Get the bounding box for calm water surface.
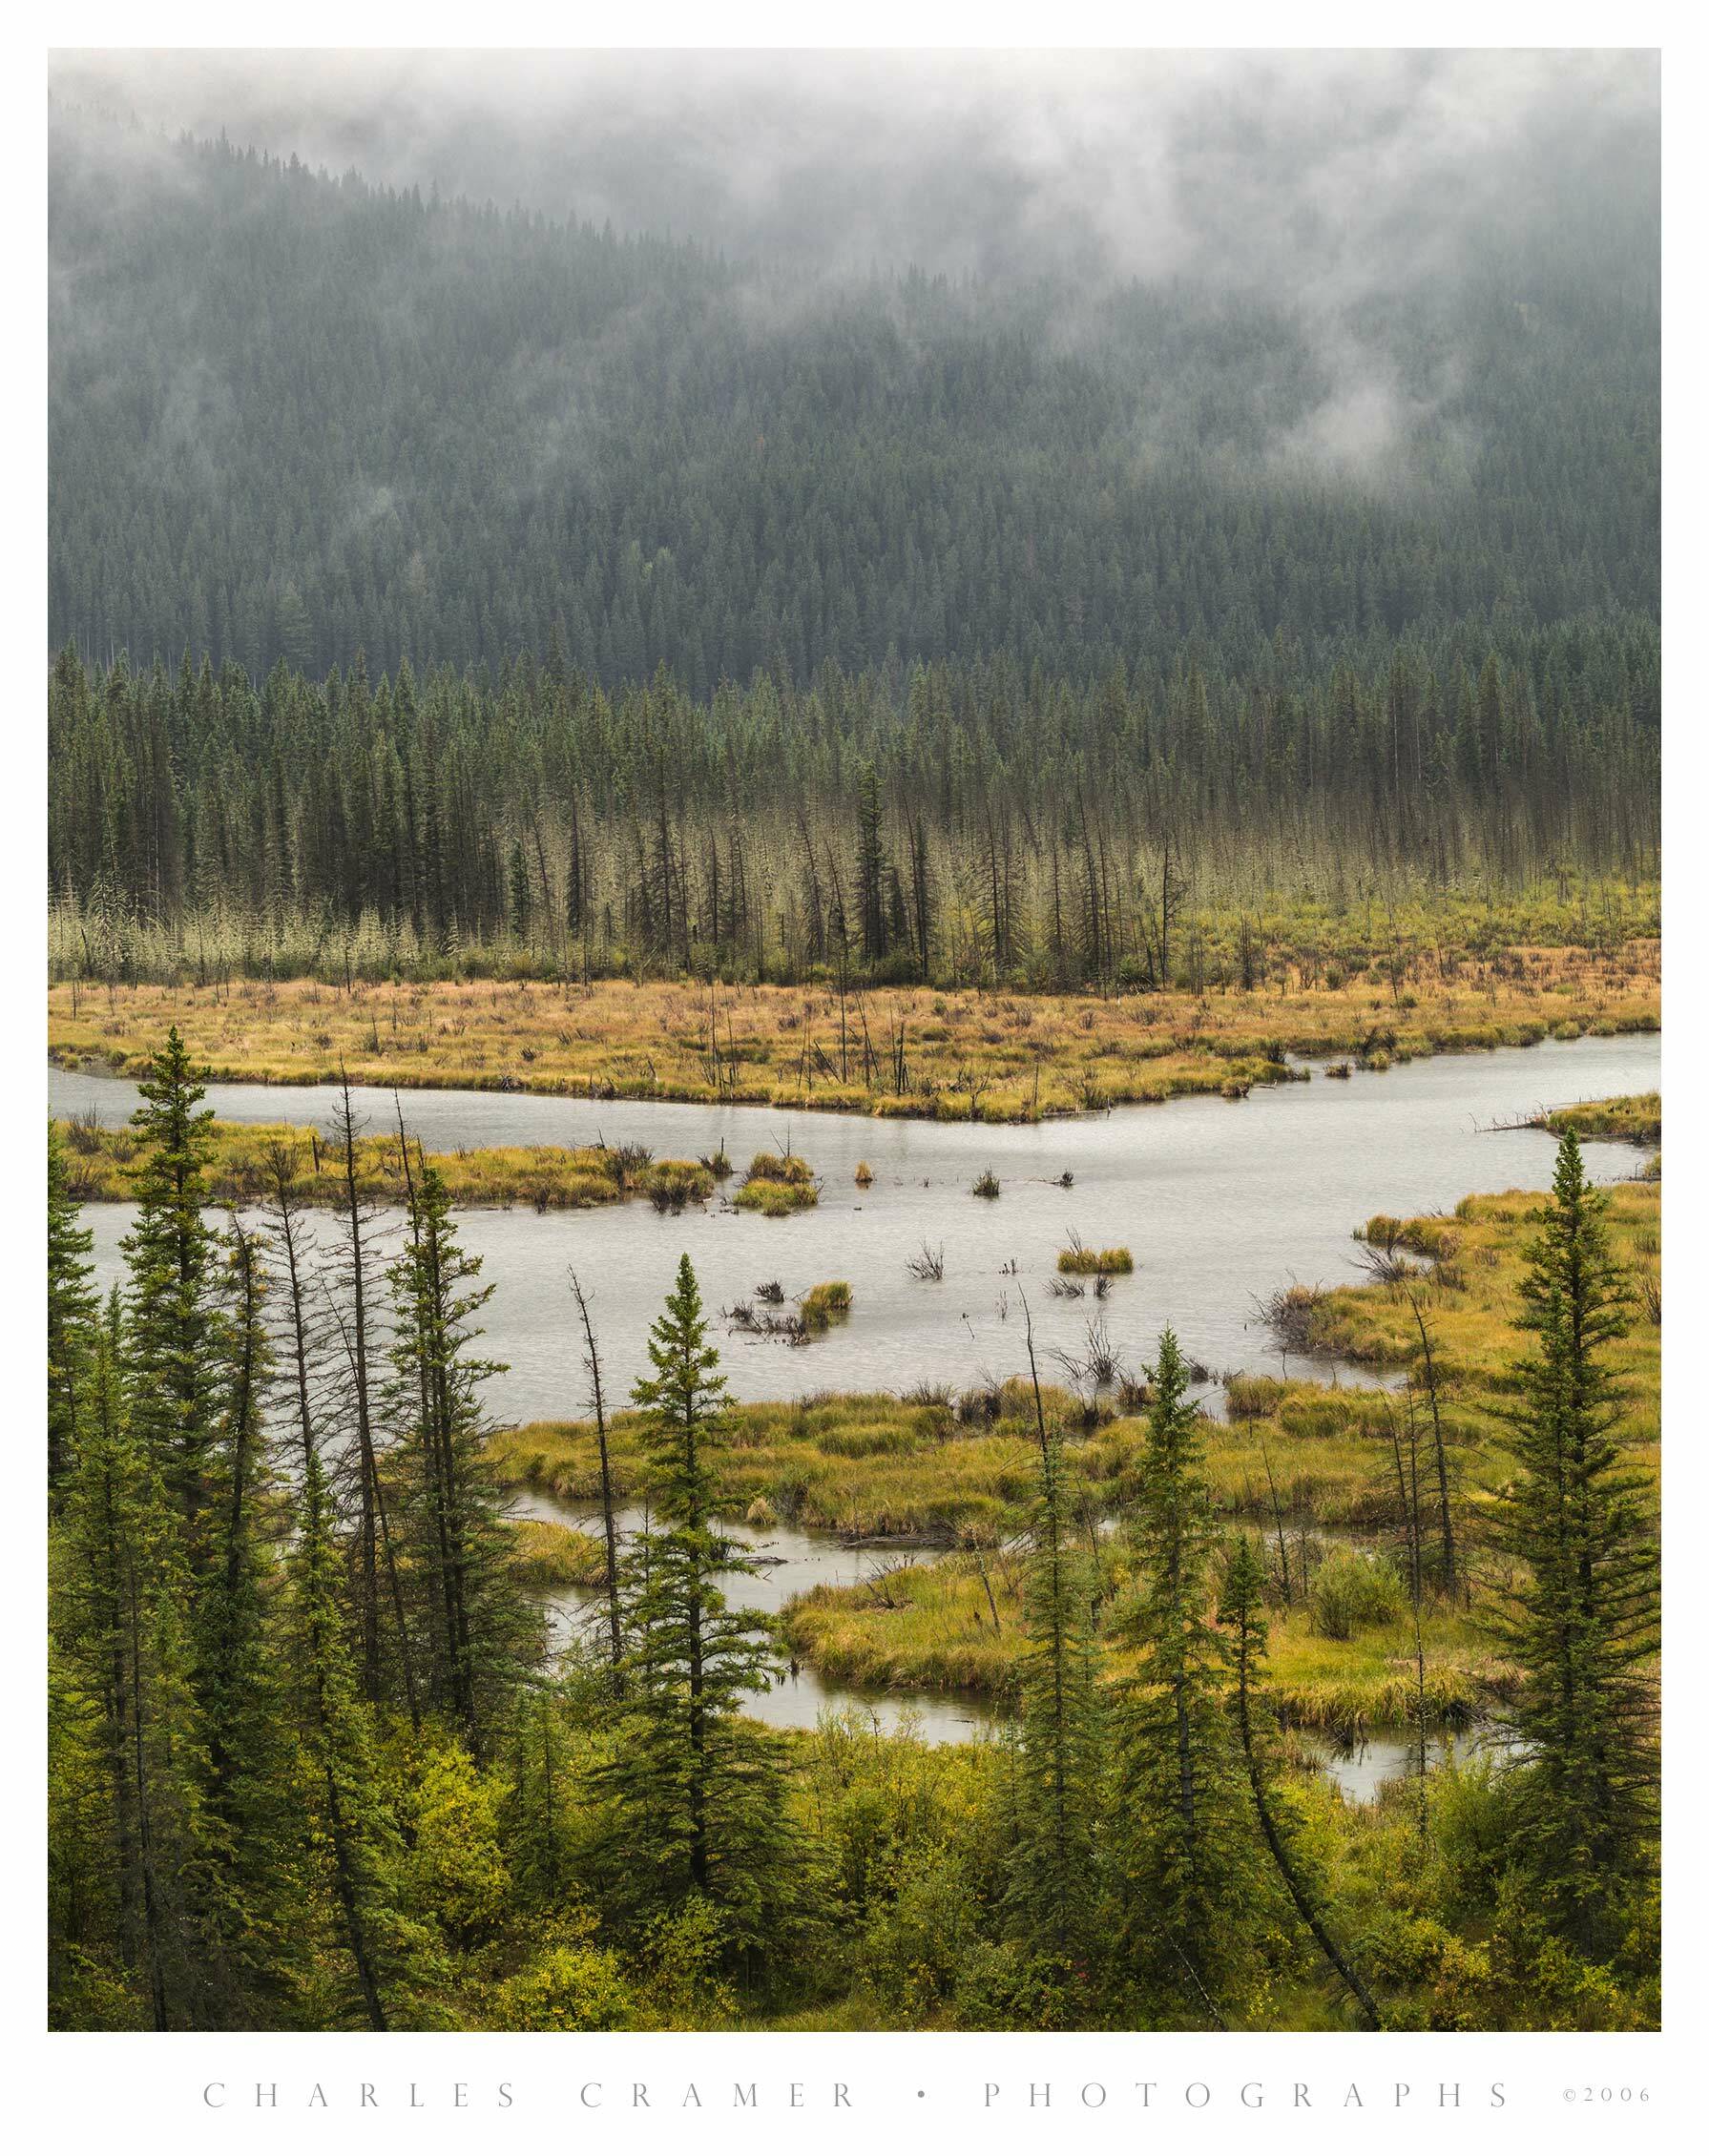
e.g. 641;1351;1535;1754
54;1032;1657;1420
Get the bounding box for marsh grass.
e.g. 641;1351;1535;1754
782;1547;1506;1729
48;919;1659;1124
734;1149;820;1214
644;1158;716;1212
800;1280;854;1331
1057;1233;1134;1275
506;1518;611;1590
50;1116;641;1213
1539;1090;1660;1147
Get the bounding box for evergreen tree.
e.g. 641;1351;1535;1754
119;1027;218;1561
54;1294;219;2026
282;1446;414;2029
1112;1327;1273;2021
599;1255;798;1954
1003;1404;1103;1963
386;1152;531;1758
1491;1130;1659;1952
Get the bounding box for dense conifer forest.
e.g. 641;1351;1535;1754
50;114;1657;692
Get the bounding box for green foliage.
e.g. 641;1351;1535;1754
497;1932;636;2031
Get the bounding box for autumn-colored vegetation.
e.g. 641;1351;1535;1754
49;921;1658;1124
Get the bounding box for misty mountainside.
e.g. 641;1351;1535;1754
51;105;1657;695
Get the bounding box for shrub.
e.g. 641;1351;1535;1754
1309;1550;1406;1640
498;1940;636;2031
1256;1280;1323;1354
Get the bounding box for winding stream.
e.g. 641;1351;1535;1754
52;1031;1657;1797
52;1031;1657;1420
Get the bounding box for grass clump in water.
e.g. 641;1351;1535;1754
735;1150;819;1214
643;1158;716;1213
971;1167;1001;1198
1540;1091;1660;1147
1057;1233;1134;1275
800;1280;853;1331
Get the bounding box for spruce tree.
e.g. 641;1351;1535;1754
1491;1130;1658;1952
120;1027;219;1561
599;1255;798;1954
386;1152;531;1757
1003;1382;1103;1964
283;1445;414;2029
55;1294;218;2026
1112;1327;1273;2021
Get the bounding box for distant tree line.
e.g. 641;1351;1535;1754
50;625;1658;989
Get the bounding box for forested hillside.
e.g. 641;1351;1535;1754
52;111;1657;693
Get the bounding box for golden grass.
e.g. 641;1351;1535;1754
1305;1181;1660;1463
1057;1238;1135;1275
48;928;1659;1125
799;1280;853;1330
488;1390;1059;1542
1542;1091;1660;1146
50;1115;655;1212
